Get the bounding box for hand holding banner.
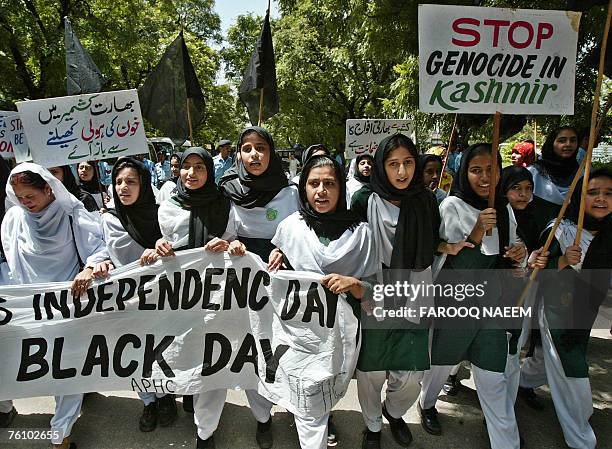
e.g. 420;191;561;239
0;249;359;419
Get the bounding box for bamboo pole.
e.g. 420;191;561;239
575;0;612;244
186;97;194;145
533;119;537;160
487;111;501;236
258;87;265;126
516;156;587;307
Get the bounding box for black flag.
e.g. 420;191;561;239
138;31;205;145
239;9;279;126
65;17;104;95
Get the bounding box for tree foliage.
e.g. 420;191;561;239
220;0;611;152
0;0;236;147
2;0;611;153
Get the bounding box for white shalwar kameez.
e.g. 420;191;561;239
356;192;436;435
102;212;167;406
419;196;525;449
2;163;108;444
272;212;378;449
157;197;239;441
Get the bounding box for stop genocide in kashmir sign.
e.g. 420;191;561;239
418;5;581;115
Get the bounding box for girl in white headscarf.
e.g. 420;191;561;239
1;162;108;449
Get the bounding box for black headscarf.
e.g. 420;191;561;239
354;154;374;183
173;148;231;249
301;144;331;166
0;157;10;257
58;166;98;212
533;127;579;187
0;157;11;219
369;133;440;270
566;168;612;238
450;143;510;253
298;155;362;241
108;157;162;249
219;126;289;209
417;154;443;188
501;165;539;252
564;169;611;331
78;160;103;194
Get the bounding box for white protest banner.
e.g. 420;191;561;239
0;250;358;418
0;111;30;161
418;5;581;115
345;119;413;159
16;89;148;167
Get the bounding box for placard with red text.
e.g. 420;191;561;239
418;5;581;115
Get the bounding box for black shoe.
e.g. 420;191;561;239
256;417;273;449
518;387;544;411
196;435;216;449
418;403;442;436
0;407;17;428
382;402;412;447
362;430;381;449
183;395;194;413
442;374;460;396
157;395;178;427
327;415;338;447
139;402;157;432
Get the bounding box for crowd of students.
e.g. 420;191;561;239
0;125;609;449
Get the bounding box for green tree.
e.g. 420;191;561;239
0;0;243;147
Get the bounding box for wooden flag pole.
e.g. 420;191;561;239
258;87;265;126
436;113;458;190
596;93;612;138
186;97;194;144
517;156;587;307
575;0;612;244
487;111;501;236
533;119;538;160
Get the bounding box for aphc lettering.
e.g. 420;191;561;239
130;378;175;394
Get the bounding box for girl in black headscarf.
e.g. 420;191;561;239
528;126;580;207
155;147;245;449
49;165;99;212
531;168;611;449
423;143;527;449
501;165;541;254
98;157;176;432
346;153;373;205
77;160;106;208
219;126;299;260
291;144;331;184
418;154;447;204
350;134;467;449
156;147;238;253
270;154;378;449
218;128;299;446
